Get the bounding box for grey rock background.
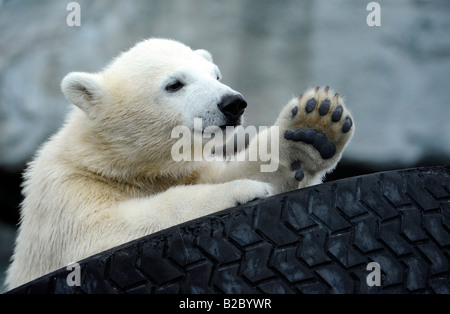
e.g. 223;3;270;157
1;0;449;292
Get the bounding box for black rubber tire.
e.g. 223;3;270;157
6;166;450;294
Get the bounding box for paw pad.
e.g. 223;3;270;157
285;129;336;159
294;170;304;182
290;160;303;171
305;98;316;113
342;117;353;133
319;99;330;116
331;106;343;122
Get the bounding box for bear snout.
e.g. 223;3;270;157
217;94;247;125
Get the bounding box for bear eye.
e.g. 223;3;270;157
165;80;184;92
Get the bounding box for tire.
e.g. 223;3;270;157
6;166;450;294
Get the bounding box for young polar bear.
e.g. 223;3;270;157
5;38;354;290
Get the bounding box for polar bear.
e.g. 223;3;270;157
5;38;353;290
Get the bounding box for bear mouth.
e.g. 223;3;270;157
193;117;242;134
219;117;242;130
200;123;241;136
219;122;241;130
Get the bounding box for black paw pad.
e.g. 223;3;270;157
290;160;302;171
319;141;337;160
287;129;336;159
331;105;343;122
291;106;298;117
295;170;304;182
319;99;330;116
284;130;294;140
292;129;316;144
342;116;353;133
305;98;316;113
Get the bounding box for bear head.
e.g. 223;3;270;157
60;38;247;177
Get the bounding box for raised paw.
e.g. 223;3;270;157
275;86;354;176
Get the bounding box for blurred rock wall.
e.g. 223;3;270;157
0;0;449;169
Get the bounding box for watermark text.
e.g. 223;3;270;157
171;118;279;173
66;2;81;27
367;2;381;27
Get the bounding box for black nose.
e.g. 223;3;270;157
218;94;247;122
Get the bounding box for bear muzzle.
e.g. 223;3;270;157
217;94;247;127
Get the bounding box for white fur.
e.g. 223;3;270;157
5;38;353;290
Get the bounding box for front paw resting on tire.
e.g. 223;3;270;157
275;86;354;186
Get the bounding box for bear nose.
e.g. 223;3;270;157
218;94;247;122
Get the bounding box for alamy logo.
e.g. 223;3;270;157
366;2;381;27
171;118;280;173
66;262;81;286
366;262;381;286
66;2;81;27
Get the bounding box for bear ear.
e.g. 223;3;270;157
61;72;106;113
195;49;213;63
